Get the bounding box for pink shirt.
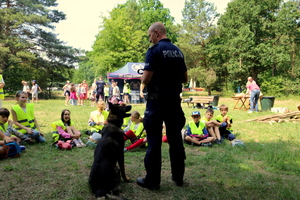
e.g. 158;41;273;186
247;83;260;91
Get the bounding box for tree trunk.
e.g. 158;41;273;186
207;87;212;96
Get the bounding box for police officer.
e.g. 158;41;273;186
137;22;188;190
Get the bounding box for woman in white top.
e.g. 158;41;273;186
22;81;30;102
112;82;120;98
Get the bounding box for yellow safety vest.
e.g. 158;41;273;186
129;121;145;138
51;120;74;142
90;110;109;132
122;117;130;130
12;104;35;134
0;122;8;134
0;75;4;100
188;121;205;136
215;114;233;131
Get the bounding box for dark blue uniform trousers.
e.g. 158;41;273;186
143;96;186;186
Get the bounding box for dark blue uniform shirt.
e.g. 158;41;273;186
144;38;187;96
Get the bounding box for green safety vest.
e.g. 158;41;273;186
0;122;8;132
122;117;130;130
188;121;205;136
12;104;35;134
51;120;74;142
90;110;109;132
129;121;145;138
215;114;233;131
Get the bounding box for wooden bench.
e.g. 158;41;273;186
185;96;214;108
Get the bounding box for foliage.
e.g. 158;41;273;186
72;56;96;85
87;0;176;77
217;0;300;82
259;73;300;97
0;0;81;95
176;0;219;95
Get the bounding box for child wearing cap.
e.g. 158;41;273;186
184;111;214;147
202;109;222;144
214;104;236;141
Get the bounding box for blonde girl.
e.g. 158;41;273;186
123;111;146;152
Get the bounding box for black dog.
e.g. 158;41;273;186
89;102;131;198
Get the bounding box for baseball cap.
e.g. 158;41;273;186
32;80;36;83
191;111;200;116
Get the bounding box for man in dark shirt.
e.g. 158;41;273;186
137;22;188;190
96;76;106;102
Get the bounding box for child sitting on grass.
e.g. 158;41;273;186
201;109;222;144
123;111;146;152
11;91;45;143
184;111;214;147
51;109;85;147
0;131;17;156
215;104;236;141
0;108;29;144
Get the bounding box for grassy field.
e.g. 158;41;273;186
0;95;299;200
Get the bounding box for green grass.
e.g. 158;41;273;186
0;97;299;200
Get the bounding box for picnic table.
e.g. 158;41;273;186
232;96;250;110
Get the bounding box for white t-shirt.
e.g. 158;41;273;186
23;85;30;92
32;84;39;93
113;86;120;96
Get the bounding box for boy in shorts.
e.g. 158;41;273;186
184;111;214;147
202;109;222;144
215;104;236;141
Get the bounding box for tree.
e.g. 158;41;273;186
0;0;81;94
217;0;300;82
88;0;176;77
176;0;219;95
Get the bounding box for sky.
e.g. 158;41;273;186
54;0;231;51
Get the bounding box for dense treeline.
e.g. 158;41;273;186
1;0;299;97
0;0;81;97
78;0;300;97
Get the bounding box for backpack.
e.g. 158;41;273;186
57;140;74;150
1;141;21;158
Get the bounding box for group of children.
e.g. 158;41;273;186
185;104;235;147
0;91;237;158
62;81;89;106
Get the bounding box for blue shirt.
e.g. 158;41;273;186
96;80;105;92
144;38;187;96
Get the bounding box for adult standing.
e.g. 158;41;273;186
246;77;256;88
112;82;120;99
31;80;42;103
22;81;31;103
95;76;106;103
123;80;130;104
62;80;71;106
0;74;5;108
245;79;260;113
136;22;188;190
